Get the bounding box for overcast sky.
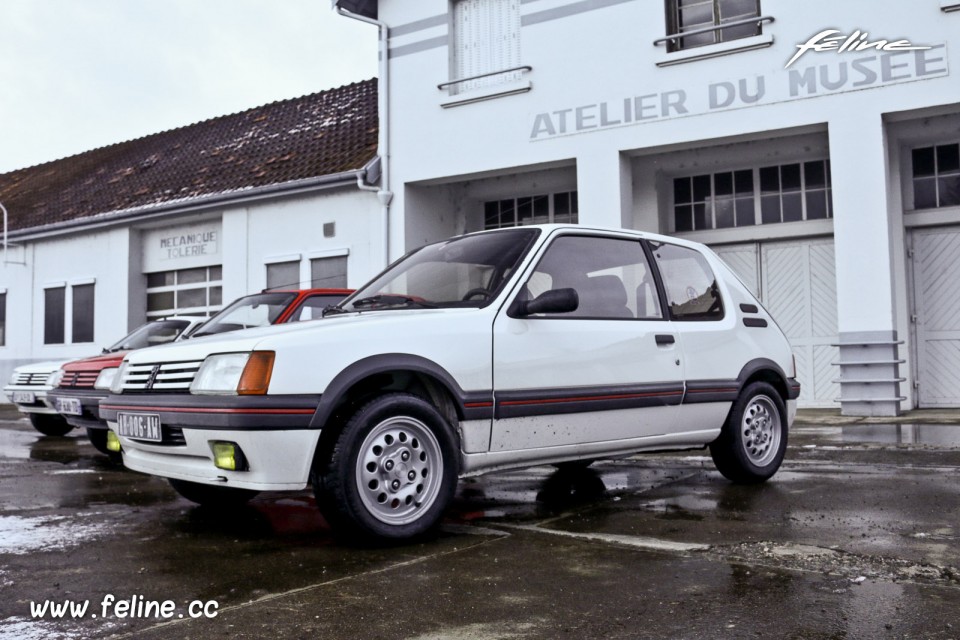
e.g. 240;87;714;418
0;0;378;173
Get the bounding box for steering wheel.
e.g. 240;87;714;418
462;288;492;301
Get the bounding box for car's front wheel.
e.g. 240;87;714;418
313;393;459;542
29;413;73;437
168;479;259;507
709;381;787;484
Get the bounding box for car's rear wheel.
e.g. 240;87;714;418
312;393;459;542
168;479;259;507
28;413;73;437
709;381;787;484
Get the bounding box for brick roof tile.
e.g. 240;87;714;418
0;79;378;234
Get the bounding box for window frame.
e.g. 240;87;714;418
663;0;762;53
71;283;96;344
646;239;725;322
671;160;833;233
512;233;667;322
484;191;579;230
43;285;66;345
911;142;960;210
145;266;223;319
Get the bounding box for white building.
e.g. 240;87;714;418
0;80;383;385
336;0;960;415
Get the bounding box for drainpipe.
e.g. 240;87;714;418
335;4;393;269
1;201;7;264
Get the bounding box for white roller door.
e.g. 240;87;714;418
714;238;839;407
911;227;960;407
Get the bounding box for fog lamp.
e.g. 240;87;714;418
106;430;122;453
210;441;248;471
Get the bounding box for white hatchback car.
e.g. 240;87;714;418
102;225;799;540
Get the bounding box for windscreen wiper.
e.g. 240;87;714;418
349;295;438;310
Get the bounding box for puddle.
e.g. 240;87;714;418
836;424;960;446
0;514;110;555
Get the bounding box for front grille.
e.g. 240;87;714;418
60;371;100;389
15;372;52;387
129;426;186;446
120;360;203;393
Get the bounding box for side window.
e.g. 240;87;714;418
649;242;723;320
521;235;663;320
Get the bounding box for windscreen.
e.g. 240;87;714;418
340;228;539;312
190;292;297;337
105;319;192;352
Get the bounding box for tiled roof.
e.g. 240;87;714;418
0;79;378;234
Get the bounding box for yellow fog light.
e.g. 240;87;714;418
210;441;248;471
106;430;122;453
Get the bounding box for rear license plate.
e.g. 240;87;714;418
55;397;83;416
12;391;35;404
117;412;162;442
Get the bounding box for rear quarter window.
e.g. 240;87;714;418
649;242;724;321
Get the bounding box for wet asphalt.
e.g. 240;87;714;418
0;405;958;640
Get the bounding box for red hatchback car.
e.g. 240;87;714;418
48;288;352;457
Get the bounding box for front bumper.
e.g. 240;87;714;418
100;393;323;491
48;388;108;430
3;385;57;415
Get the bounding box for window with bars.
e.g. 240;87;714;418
484;191;578;230
452;0;521;94
665;0;761;52
912;143;960;209
673;160;832;232
146;266;223;319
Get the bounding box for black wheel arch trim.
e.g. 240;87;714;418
308;354;493;429
736;358;801;400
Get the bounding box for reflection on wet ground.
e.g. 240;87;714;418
798;423;960;446
1;410;959;639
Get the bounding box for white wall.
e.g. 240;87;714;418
0;187;380;386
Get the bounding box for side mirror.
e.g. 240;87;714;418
511;288;579;317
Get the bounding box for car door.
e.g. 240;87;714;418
490;232;684;453
646;240;742;428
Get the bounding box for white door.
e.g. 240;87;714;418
912;227;960;407
714;239;839;407
491;234;683;452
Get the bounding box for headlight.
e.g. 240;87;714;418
190;352;275;396
9;371;19;385
46;370;65;388
94;367;119;390
110;362;128;394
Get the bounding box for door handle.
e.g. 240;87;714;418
655;334;675;346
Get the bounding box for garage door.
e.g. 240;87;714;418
911;227;960;407
714;239;839;408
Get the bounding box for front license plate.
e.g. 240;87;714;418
12;391;35;404
117;412;162;442
55;397;83;416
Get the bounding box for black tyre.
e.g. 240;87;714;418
312;393;460;541
85;428;122;462
709;381;787;484
168;479;259;507
29;413;73;437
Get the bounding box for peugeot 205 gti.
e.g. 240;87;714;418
101;225;800;541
